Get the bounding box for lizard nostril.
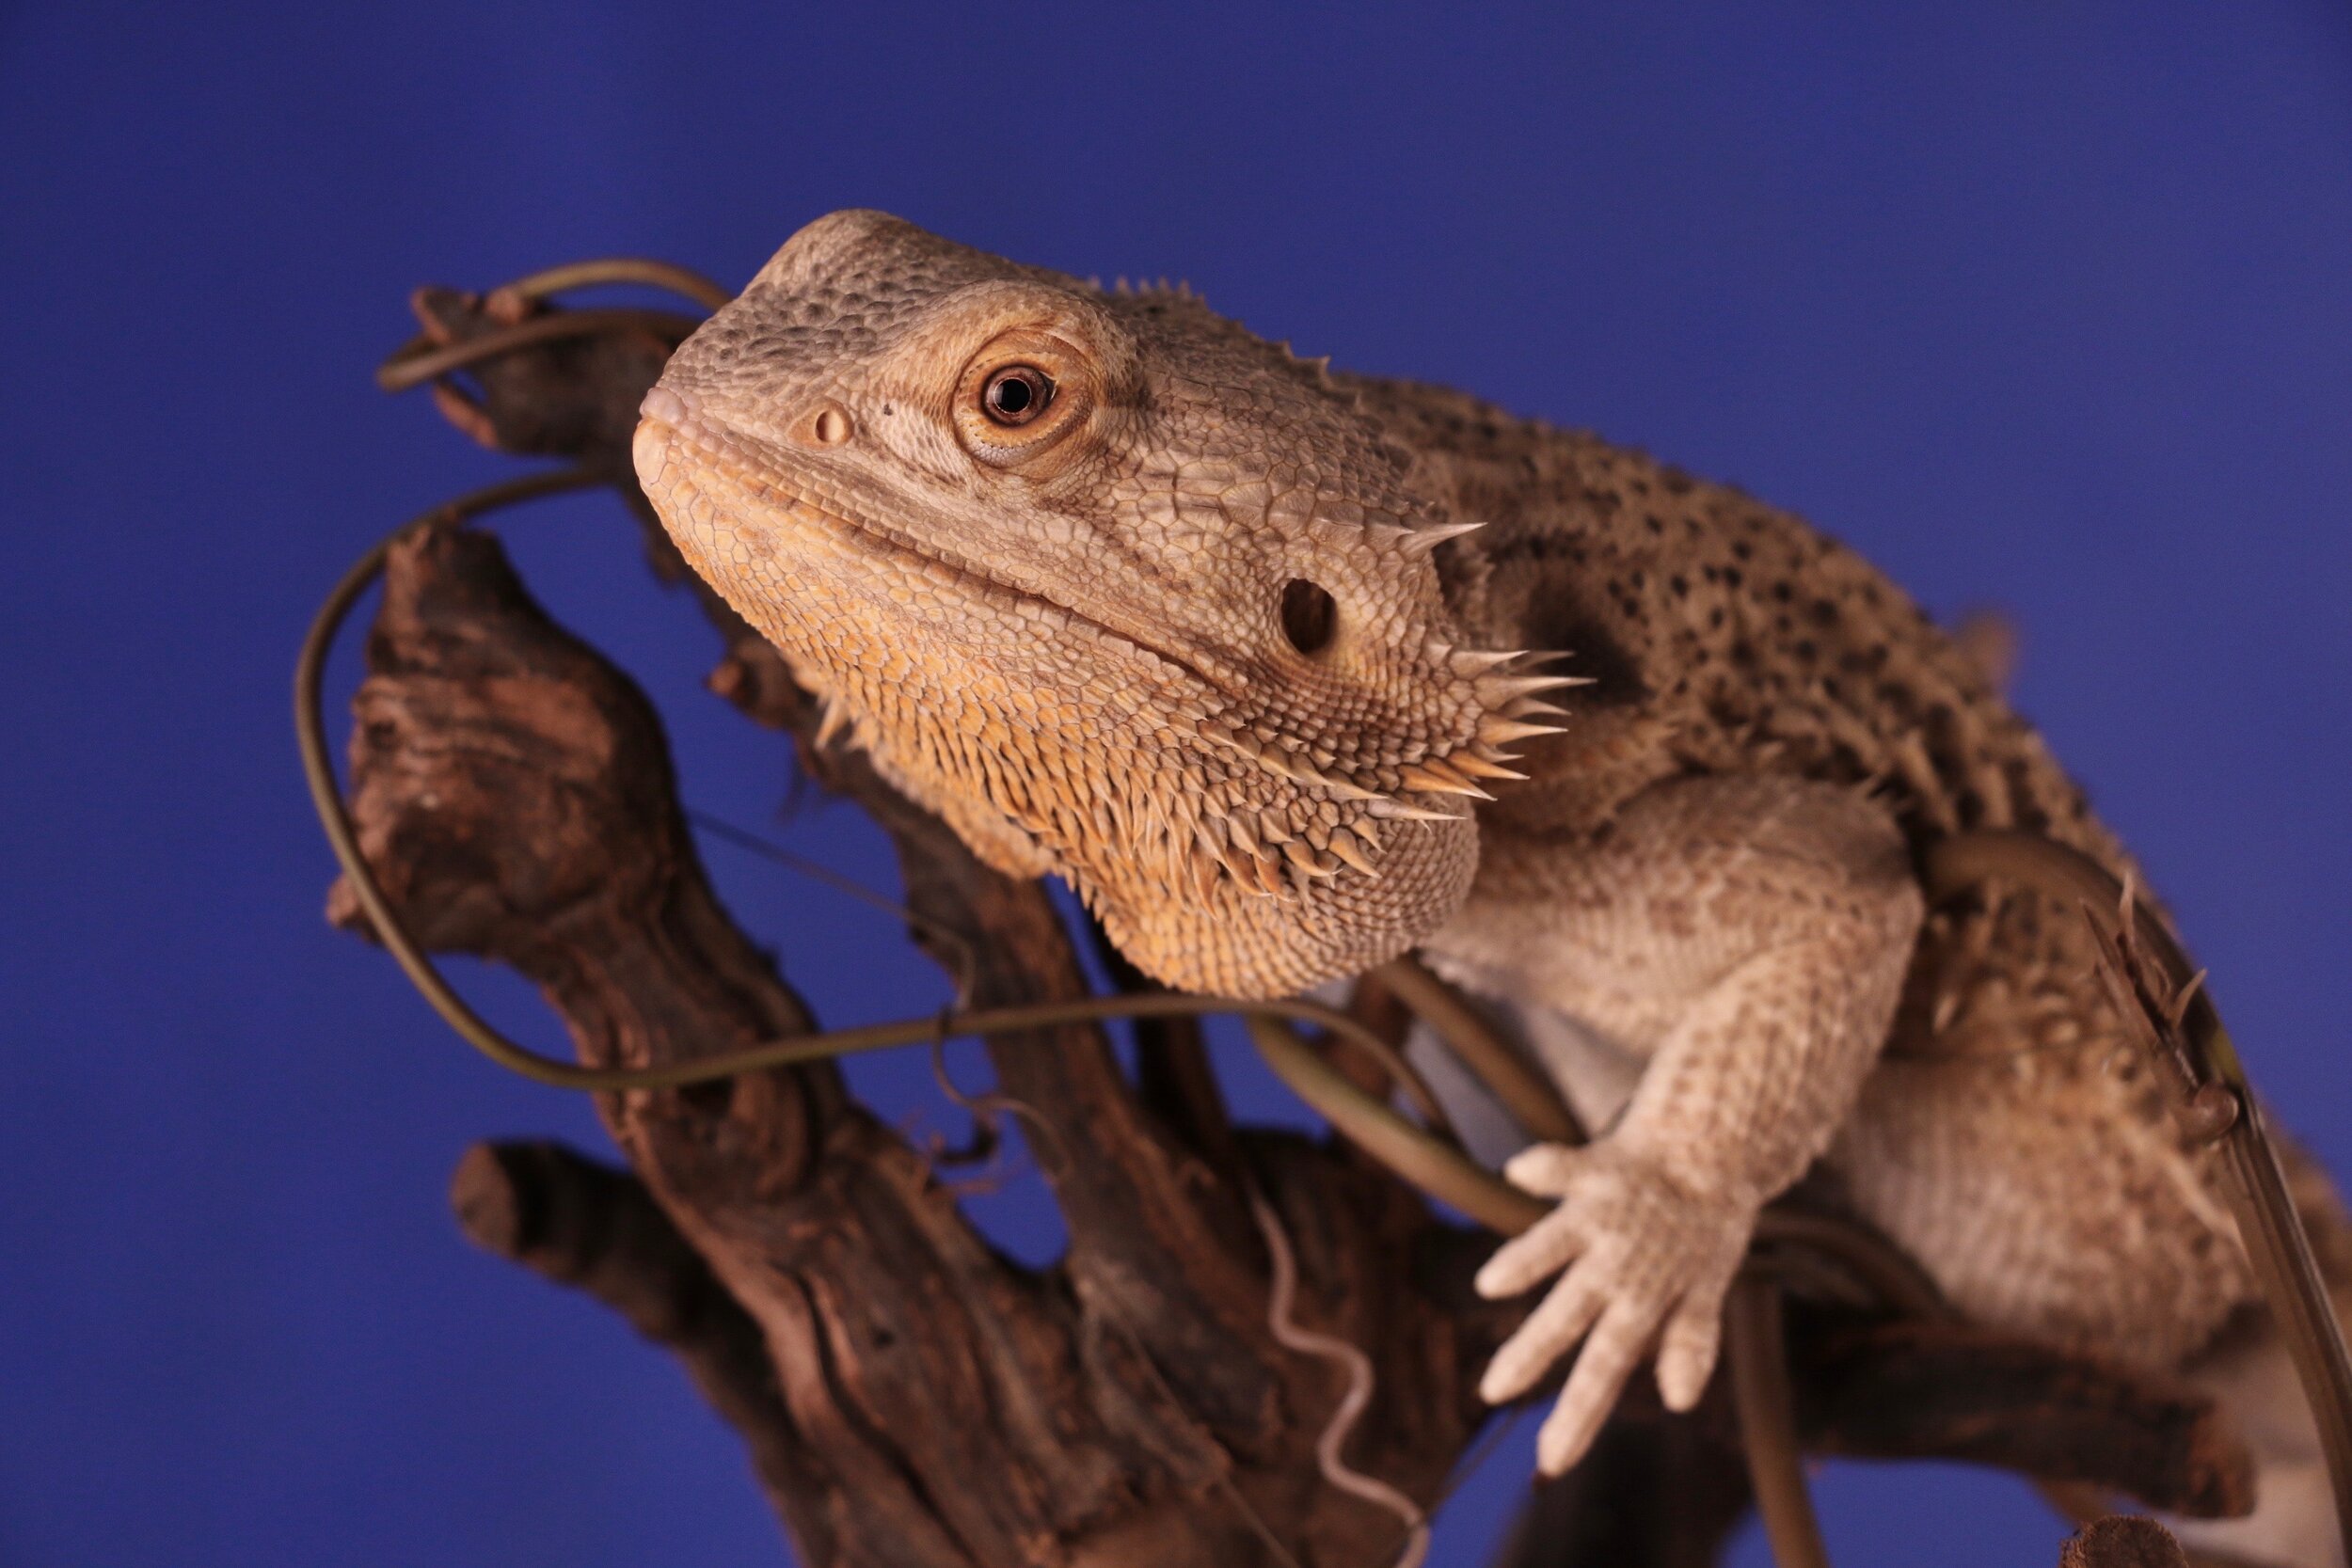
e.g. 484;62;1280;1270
1279;578;1339;657
811;405;852;446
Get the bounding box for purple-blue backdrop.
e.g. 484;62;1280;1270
6;5;2350;1565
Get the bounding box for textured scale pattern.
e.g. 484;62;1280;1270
1372;386;2256;1379
636;213;2336;1559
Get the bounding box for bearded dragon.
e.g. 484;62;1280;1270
633;211;2345;1564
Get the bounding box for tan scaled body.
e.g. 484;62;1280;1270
634;212;2340;1562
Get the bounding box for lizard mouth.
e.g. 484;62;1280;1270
633;394;1224;706
633;388;1502;817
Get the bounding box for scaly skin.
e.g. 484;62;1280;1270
634;213;2319;1540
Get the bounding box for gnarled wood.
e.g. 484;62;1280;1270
332;520;1489;1566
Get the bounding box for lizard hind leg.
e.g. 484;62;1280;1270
1832;879;2352;1567
1834;874;2264;1377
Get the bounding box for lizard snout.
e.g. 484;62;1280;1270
639;384;694;426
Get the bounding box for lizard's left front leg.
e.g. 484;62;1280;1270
1425;775;1924;1474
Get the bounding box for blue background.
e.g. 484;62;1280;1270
5;4;2350;1564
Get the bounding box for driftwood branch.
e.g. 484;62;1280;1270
329;519;1491;1565
1788;1315;2250;1519
316;276;2257;1567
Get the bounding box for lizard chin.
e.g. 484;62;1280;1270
1089;802;1484;998
634;411;1486;999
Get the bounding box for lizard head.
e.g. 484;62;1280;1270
634;211;1566;997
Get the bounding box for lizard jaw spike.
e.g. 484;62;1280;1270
1281;838;1340;879
1326;828;1379;879
1197;718;1265;763
1481;716;1568;746
1258;746;1310;784
1273;746;1384;801
1400;519;1486;555
1216;842;1270;899
1399;761;1496;801
813;696;851;751
1449;647;1531;677
1222;812;1262;858
1247;853;1295;900
1446;751;1529;783
1479;673;1597;704
1200;718;1376;800
1364;796;1468;823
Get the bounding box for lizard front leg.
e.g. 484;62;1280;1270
1424;774;1924;1474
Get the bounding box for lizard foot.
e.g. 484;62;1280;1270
1474;1140;1754;1475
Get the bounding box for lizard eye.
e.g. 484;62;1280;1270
953;331;1091;469
981;365;1054;426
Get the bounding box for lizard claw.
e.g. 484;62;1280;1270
1501;1139;1588;1197
1475;1140;1751;1475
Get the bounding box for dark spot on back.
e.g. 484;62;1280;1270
1519;589;1649;707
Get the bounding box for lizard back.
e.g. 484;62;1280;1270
1347;372;2122;867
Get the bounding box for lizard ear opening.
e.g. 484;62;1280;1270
1279;578;1339;657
